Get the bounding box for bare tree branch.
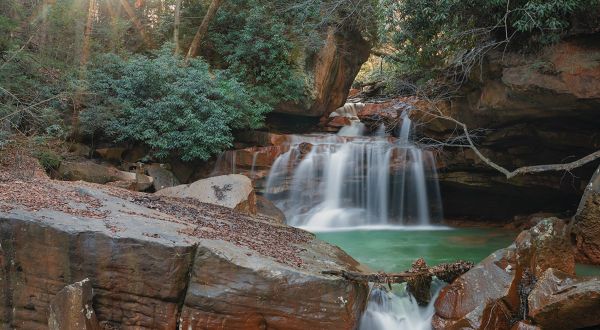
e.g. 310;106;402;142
409;94;600;179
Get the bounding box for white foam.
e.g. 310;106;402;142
299;225;453;233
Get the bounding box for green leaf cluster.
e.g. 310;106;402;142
208;0;310;106
383;0;600;75
81;45;270;161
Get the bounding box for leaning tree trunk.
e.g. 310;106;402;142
185;0;224;61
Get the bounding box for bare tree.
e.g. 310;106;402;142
185;0;224;61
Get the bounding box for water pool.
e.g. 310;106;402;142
316;227;517;272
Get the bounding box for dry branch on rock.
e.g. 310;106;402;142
323;259;474;305
323;259;473;284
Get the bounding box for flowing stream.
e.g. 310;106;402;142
318;229;518;330
262;114;453;329
260;111;527;329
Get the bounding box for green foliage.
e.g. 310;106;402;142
383;0;600;75
209;0;310;106
0;15;17;52
33;149;62;171
82;45;271;161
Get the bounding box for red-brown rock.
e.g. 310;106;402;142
275;27;371;117
422;37;600;221
432;246;519;329
327;116;352;128
511;321;541;330
573;165;600;264
48;279;100;330
528;268;600;330
515;218;575;277
357;99;417;131
256;195;286;224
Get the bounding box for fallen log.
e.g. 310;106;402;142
323;259;474;306
322;259;473;284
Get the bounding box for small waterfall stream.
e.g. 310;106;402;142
360;281;444;330
265;116;442;231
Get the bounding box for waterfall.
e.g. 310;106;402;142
359;282;443;330
265;116;442;230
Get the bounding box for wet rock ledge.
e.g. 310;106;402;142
0;166;368;329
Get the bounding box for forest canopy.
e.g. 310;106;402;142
1;0;599;159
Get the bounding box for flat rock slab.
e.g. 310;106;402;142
0;177;367;329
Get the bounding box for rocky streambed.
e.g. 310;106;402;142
0;158;368;329
431;166;600;330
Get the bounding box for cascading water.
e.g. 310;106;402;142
263;112;445;329
360;281;444;330
265;114;442;231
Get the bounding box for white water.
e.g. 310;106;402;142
360;283;443;330
265;116;442;228
263;113;445;329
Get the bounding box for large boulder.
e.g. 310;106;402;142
48;279;100;330
57;160;153;191
0;175;368;329
433;218;577;330
146;163;180;191
156;174;257;214
573;165;600;264
432;246;519;329
515;218;575;277
256;195;286;224
528;268;600;329
275;27;371;117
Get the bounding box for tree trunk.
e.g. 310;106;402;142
80;0;96;67
106;0;123;51
185;0;224;61
71;0;96;137
39;0;51;54
173;0;182;54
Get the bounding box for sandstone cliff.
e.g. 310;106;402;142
421;35;600;220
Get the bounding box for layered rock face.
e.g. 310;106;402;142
275;27;371;118
0;174;368;329
418;37;600;219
